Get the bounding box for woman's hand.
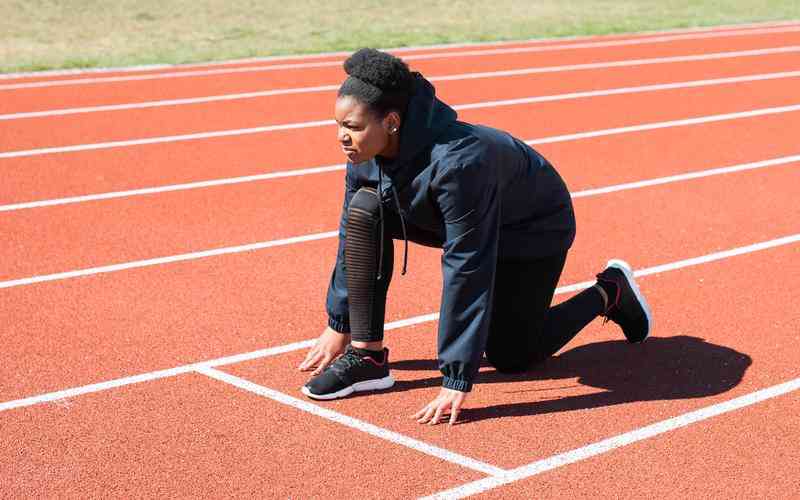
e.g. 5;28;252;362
298;327;350;375
412;387;468;425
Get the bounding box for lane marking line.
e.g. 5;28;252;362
3;24;800;90
3;107;799;213
421;376;800;499
196;366;506;476
3;69;800;159
1;154;797;288
1;231;799;414
0;230;340;289
0;164;348;212
4;46;800;120
3;20;796;81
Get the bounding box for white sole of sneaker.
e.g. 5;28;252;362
301;375;395;401
607;259;653;342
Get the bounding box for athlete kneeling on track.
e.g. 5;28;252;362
298;48;652;425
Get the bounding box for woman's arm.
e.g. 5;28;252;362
432;160;501;393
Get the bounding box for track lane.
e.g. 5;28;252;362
472;391;800;498
3;76;800;205
1;165;797;401
3;27;800;114
3;26;799;498
2;103;799;280
0;373;486;498
223;242;800;472
4;51;800;149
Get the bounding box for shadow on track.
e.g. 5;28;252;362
388;335;752;423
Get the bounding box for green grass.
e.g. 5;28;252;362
2;0;799;74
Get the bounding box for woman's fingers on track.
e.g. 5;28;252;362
449;396;465;425
449;407;460;426
430;406;446;425
311;355;334;376
298;348;322;371
417;403;438;424
412;404;430;421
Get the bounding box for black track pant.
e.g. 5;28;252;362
345;187;604;371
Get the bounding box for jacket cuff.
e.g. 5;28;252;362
327;316;351;334
442;376;472;392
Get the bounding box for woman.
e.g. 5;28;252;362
297;48;651;425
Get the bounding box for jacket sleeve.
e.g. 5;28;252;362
325;165;361;333
432;161;500;392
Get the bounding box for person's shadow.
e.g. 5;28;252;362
389;336;752;423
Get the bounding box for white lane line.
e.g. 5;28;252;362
3;104;799;213
0;230;339;289
421;376;800;499
196;366;506;476
4;70;800;159
0;164;347;212
2;232;799;415
3;19;796;81
4;46;800;120
1;154;797;288
3;24;800;91
569;155;800;198
526;103;800;145
0;339;316;413
453;70;800;111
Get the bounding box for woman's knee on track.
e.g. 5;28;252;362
485;338;551;374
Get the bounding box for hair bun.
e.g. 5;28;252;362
343;48;414;93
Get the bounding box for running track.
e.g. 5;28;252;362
2;21;800;498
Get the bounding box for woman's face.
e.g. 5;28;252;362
334;95;397;164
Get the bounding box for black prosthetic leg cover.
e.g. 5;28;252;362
346;188;393;342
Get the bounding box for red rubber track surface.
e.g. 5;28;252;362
2;74;800;205
477;395;800;498
2;89;800;279
3;24;800;499
2;26;799;113
2;374;483;497
223;244;800;470
4;50;800;151
2;165;798;399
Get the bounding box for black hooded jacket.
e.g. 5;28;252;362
326;74;576;392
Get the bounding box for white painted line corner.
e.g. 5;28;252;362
196;366;506;477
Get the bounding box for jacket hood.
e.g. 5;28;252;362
380;73;457;172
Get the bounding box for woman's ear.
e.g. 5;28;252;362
383;111;401;135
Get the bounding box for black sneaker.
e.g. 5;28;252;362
301;346;394;400
596;259;652;343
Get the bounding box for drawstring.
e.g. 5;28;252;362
391;185;409;276
376;168;385;280
375;169;409;280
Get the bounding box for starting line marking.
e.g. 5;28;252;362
1;231;799;414
196;366;506;476
421;376;800;499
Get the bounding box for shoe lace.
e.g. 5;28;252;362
331;348;365;375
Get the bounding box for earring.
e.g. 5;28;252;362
390;127;398;134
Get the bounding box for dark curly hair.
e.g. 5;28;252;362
338;48;415;118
